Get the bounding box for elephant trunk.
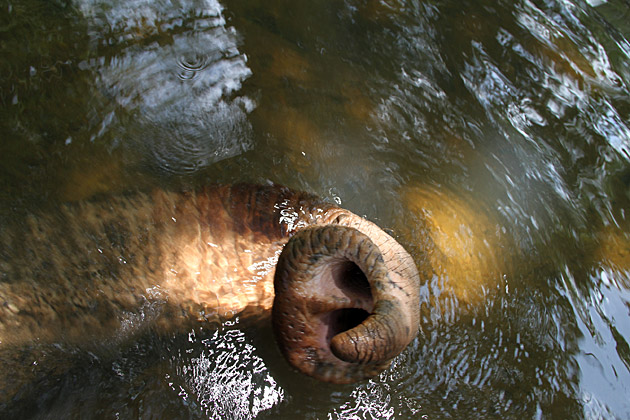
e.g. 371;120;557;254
273;219;420;384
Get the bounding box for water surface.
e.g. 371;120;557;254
1;0;630;418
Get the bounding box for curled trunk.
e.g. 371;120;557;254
273;212;420;383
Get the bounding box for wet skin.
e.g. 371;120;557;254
0;184;420;401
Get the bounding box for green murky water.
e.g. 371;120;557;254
1;0;630;418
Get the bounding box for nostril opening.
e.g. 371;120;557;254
313;259;376;345
331;261;372;302
326;308;370;343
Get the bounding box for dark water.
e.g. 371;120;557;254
2;0;630;418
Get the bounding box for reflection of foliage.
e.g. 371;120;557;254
408;286;583;418
0;0;94;143
0;0;105;202
592;0;630;39
0;0;255;205
398;171;630;418
1;0;629;417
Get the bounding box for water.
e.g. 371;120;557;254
1;0;630;418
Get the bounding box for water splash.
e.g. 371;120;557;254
169;328;284;419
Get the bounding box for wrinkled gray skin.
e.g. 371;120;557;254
0;184;420;403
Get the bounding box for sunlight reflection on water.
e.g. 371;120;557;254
79;0;255;174
170;328;284;419
2;0;630;418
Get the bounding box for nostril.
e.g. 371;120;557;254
274;224;415;381
331;260;372;302
325;308;370;344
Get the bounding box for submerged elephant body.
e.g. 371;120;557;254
0;184;420;401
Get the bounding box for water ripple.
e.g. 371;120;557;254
82;0;255;174
170;328;284;419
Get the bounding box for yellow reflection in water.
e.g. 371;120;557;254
594;225;630;285
402;185;512;308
